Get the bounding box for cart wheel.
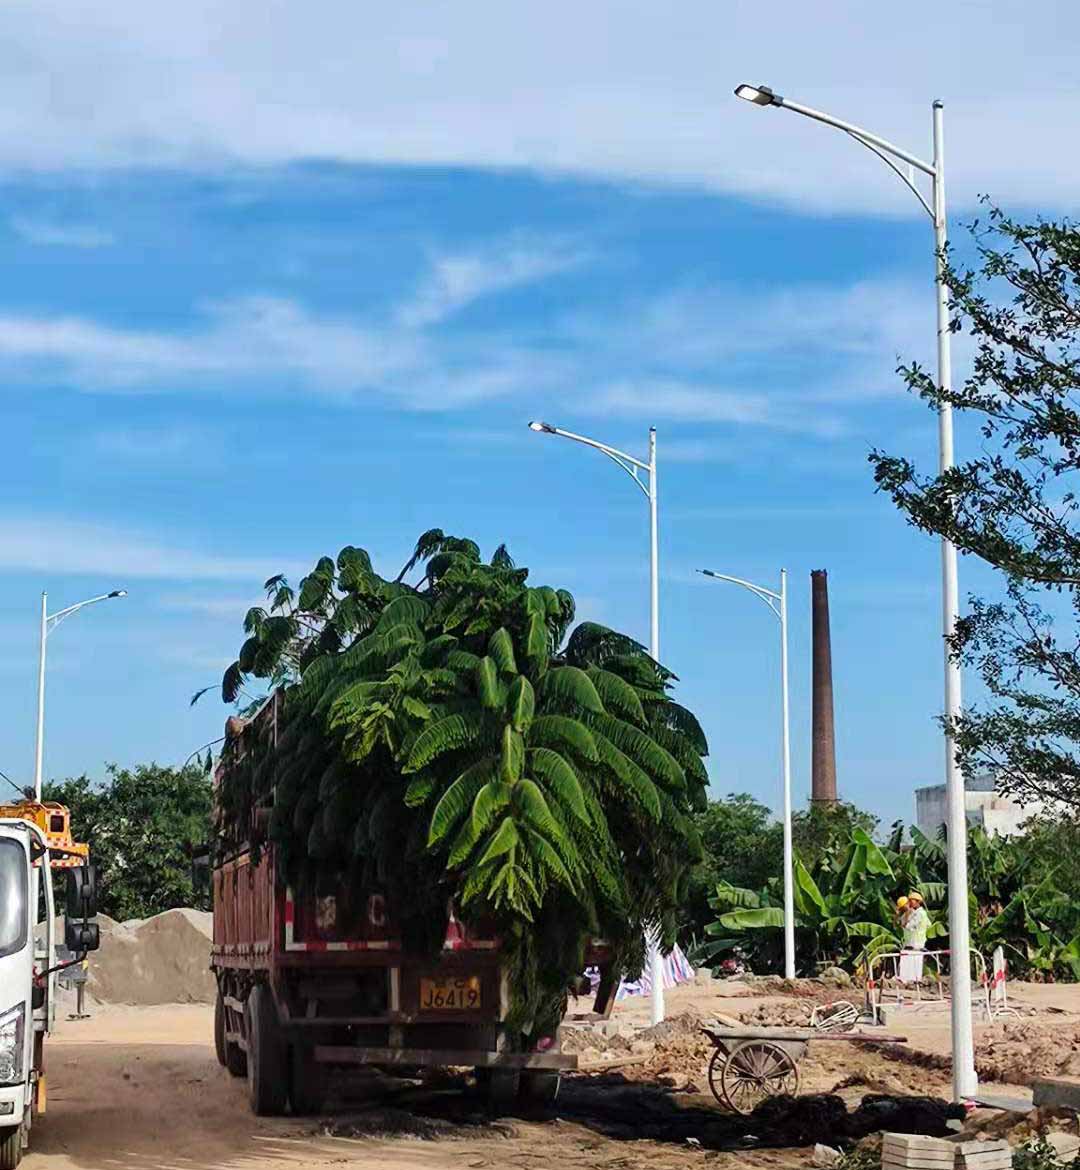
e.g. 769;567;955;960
707;1048;730;1107
719;1040;799;1115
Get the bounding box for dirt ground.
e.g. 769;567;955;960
22;977;1080;1170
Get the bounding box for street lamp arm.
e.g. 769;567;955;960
842;131;935;221
535;424;651;473
598;448;651;497
699;569;781;618
777;94;935;177
47;590;127;633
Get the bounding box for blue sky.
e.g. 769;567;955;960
0;2;1076;824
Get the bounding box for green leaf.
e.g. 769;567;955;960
404;775;436;807
586;667;646;724
404;711;485;773
475;656;501;709
488;628;518;675
541;667;605;714
529;748;588;823
588;714;684;790
793;858;829;917
427;759;497;845
523;825;575;890
718;907;786;930
402;696;433;720
528;715;599;763
478;816;519;866
500;725;525;784
507;675;535;732
593;733;661;821
852;827;894;877
515;778;560;840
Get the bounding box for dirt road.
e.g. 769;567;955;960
26;978;1080;1169
26;1005;743;1170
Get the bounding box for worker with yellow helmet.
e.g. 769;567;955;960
896;891;929;981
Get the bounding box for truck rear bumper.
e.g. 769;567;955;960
313;1045;576;1070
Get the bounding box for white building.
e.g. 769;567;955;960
914;772;1039;838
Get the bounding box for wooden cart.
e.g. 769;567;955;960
701;1025;907;1115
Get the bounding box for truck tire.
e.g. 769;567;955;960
0;1122;22;1169
214;991;228;1067
485;1068;520;1113
223;992;247;1078
519;1070;561;1107
246;984;288;1116
288;1042;327;1116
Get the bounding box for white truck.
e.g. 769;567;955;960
0;801;99;1168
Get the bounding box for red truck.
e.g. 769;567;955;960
210;698;582;1116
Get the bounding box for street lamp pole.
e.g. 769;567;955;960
735;83;976;1100
700;568;794;978
529;419;666;1024
33;589;128;801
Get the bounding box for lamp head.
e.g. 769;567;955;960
734;83;781;107
108;590;128;598
528;421;556;434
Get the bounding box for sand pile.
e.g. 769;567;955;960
88;909;215;1005
975;1019;1080;1085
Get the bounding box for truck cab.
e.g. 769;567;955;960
0;804;98;1168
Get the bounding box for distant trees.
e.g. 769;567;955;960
45;763;212;921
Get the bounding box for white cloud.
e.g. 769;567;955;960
91;423;219;460
0;514;309;582
9;216;114;248
0;3;1073;214
398;242;585;328
157;594;267;619
0;263;944;435
0;240;578;405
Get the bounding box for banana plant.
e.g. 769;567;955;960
213;530;710;1041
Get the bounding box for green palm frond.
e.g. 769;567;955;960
540;666;605;714
404;711;486;772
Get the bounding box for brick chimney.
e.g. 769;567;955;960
811;569;838;804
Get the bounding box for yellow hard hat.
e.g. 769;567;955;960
896;896;909;910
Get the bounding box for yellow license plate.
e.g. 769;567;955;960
419;976;482;1011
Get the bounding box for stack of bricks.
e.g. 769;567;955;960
882;1134;1013;1170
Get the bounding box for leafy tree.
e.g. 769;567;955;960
684;794;783;940
871;207;1080;809
45;764;212;921
215;531;709;1042
792;801;879;870
704;818;1080;980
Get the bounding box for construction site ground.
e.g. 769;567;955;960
25;974;1080;1170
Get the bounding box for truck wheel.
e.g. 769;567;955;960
246;984;288;1116
214;991;228;1067
485;1069;520;1113
0;1123;23;1169
223;994;247;1078
519;1070;561;1107
288;1043;327;1116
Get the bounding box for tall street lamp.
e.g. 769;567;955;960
34;589;127;800
528;419;666;1024
735;83;975;1099
699;568;794;978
